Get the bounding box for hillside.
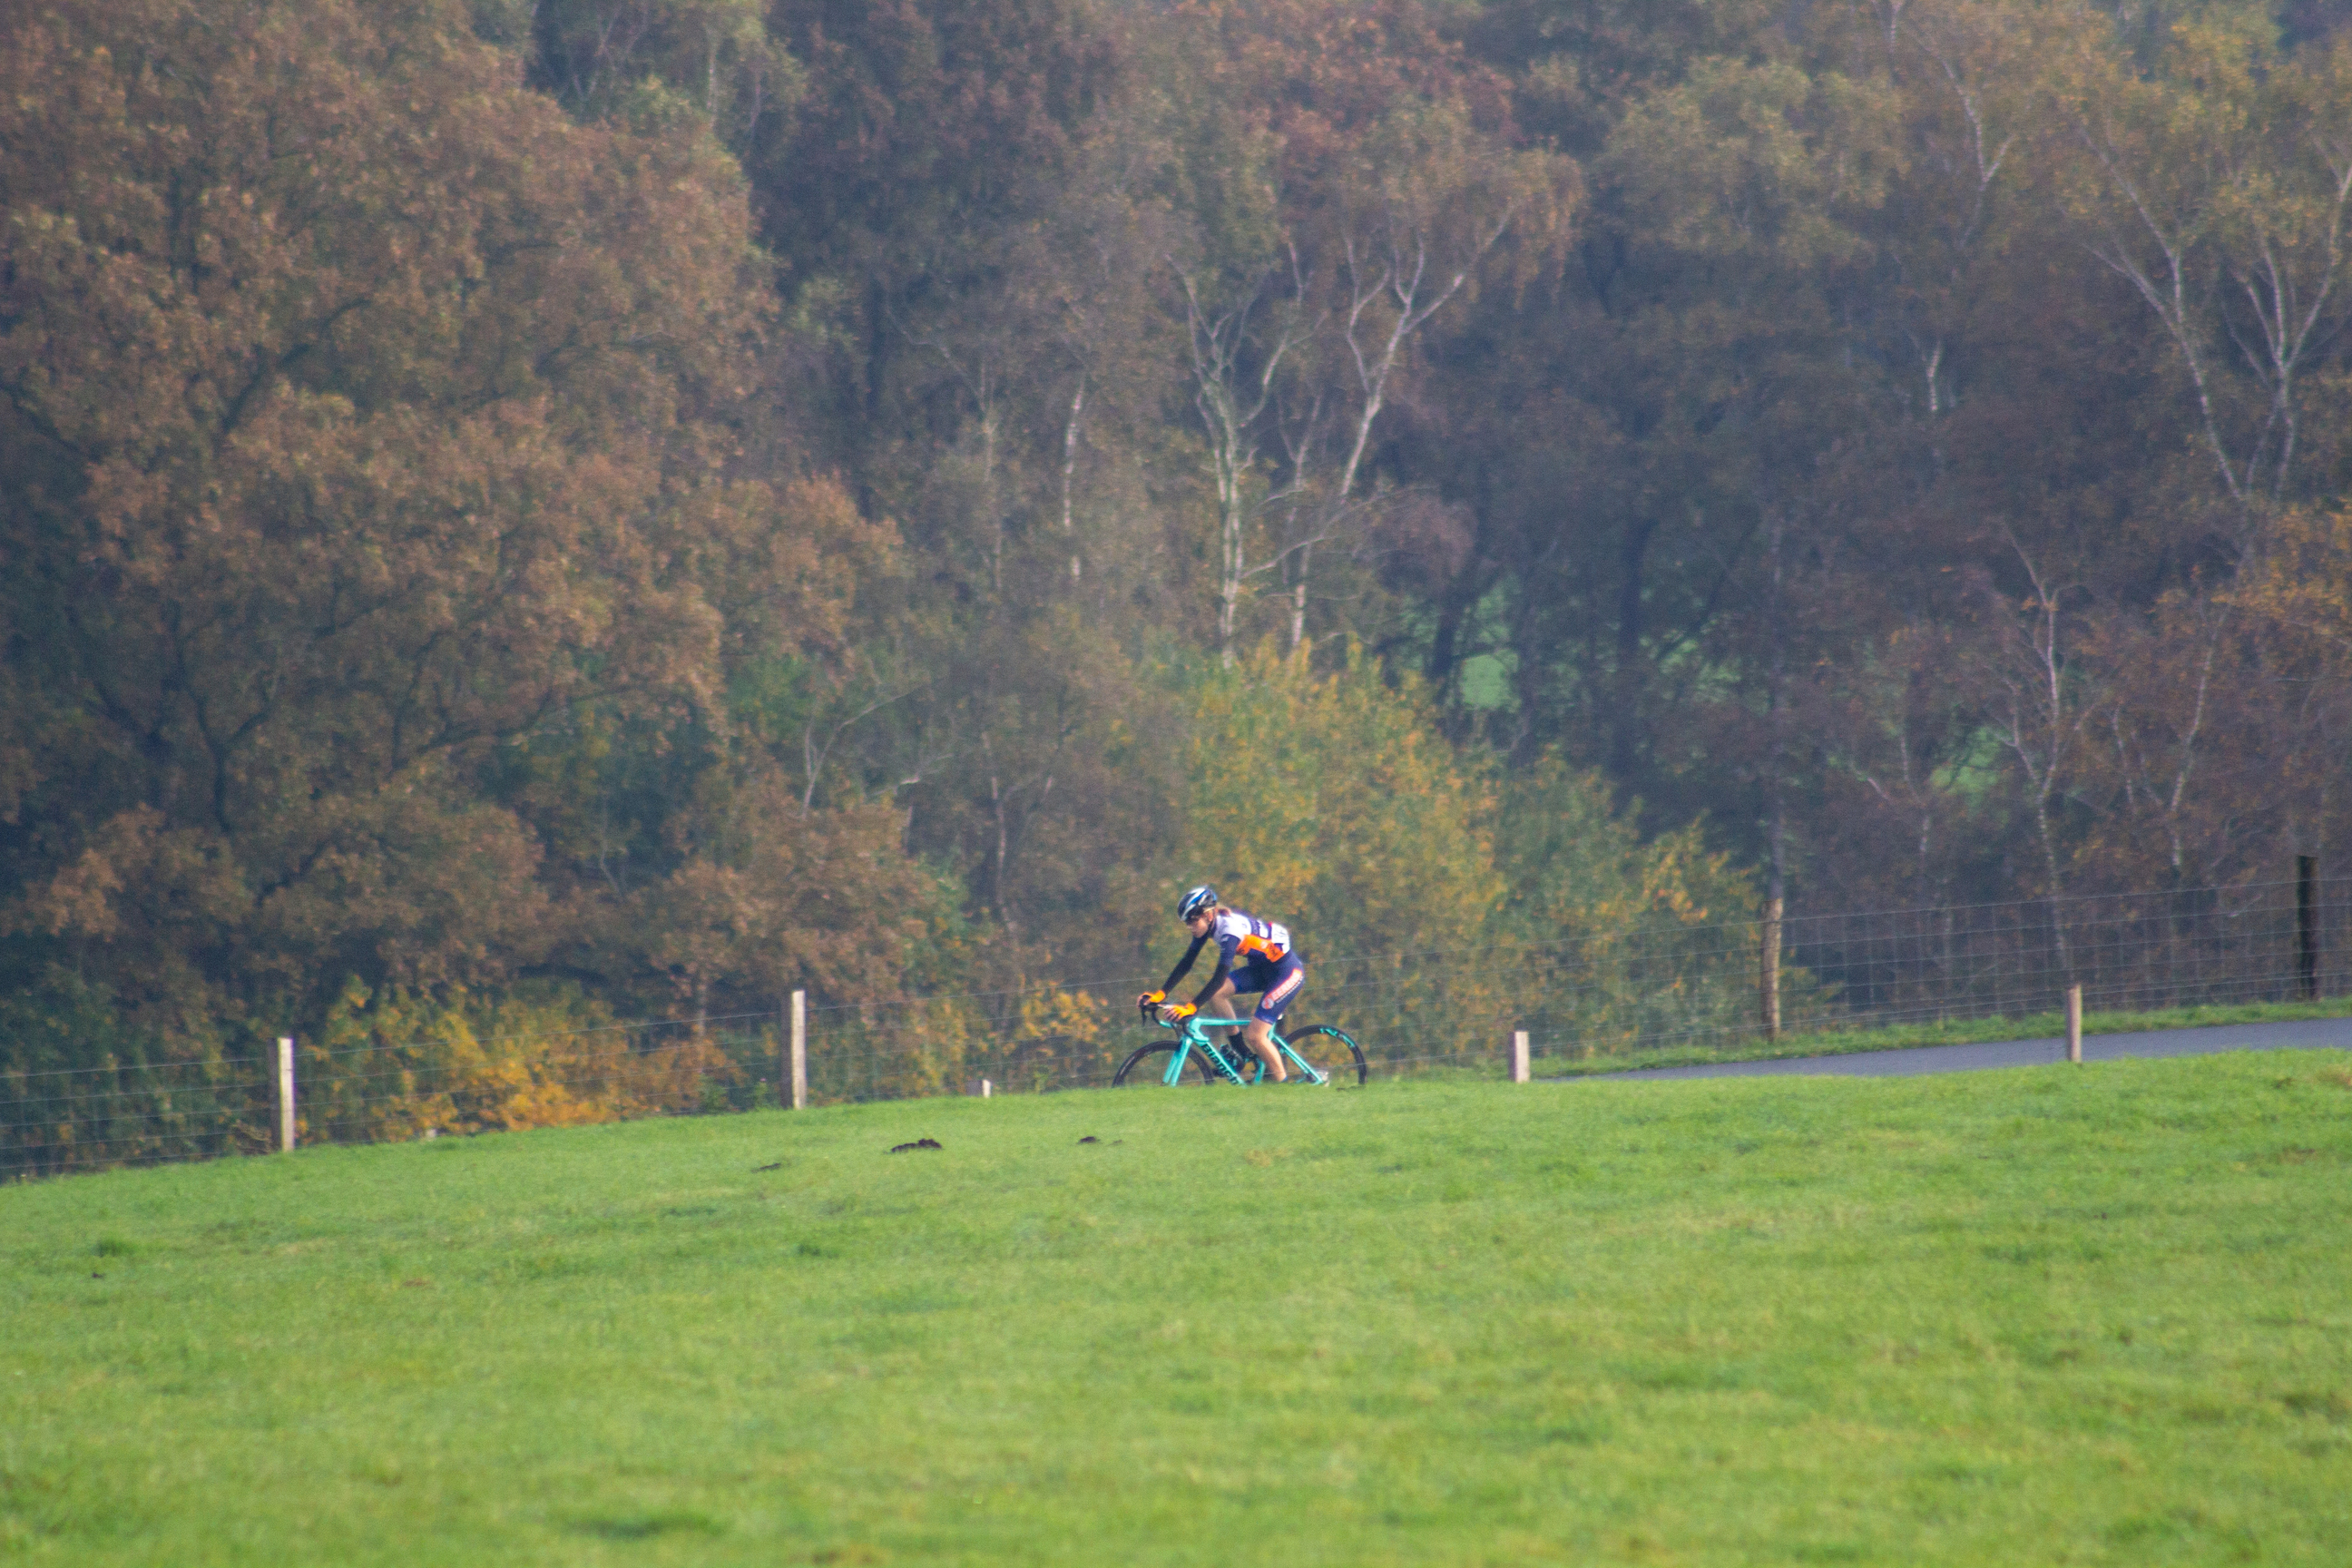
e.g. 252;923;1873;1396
5;1055;2349;1565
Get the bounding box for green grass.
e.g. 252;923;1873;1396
5;1053;2351;1565
1543;995;2352;1076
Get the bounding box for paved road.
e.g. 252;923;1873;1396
1578;1014;2352;1081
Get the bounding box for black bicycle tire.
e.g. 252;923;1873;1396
1112;1042;1215;1087
1286;1024;1367;1086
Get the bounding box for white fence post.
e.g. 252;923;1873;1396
1511;1031;1530;1084
789;990;808;1111
2065;985;2082;1064
276;1035;297;1152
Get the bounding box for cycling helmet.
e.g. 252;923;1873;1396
1178;885;1219;921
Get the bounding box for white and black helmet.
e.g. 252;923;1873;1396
1178;885;1219;921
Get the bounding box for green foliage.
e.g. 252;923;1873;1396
4;1055;2348;1562
1493;756;1779;1056
1166;645;1772;1064
0;970;256;1177
506;0;801;149
1178;640;1503;976
1494;755;1753;939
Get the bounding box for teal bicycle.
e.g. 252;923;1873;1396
1114;1002;1367;1087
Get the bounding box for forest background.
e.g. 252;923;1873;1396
8;0;2352;1133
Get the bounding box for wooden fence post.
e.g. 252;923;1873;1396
1759;897;1784;1043
276;1035;297;1152
789;990;807;1111
1511;1031;1530;1084
2065;985;2082;1064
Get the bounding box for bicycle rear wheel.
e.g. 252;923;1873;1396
1285;1024;1367;1086
1112;1042;1214;1087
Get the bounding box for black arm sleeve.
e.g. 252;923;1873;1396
1160;933;1209;995
1191;949;1233;1011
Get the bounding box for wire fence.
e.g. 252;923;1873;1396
0;1013;787;1181
816;876;2352;1084
6;876;2346;1178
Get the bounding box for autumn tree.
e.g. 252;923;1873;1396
0;0;912;1063
1169;0;1576;661
15;0;2352;1148
495;0;799;147
2053;14;2352;537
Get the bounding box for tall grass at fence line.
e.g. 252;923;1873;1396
804;983;1132;1102
0;980;792;1179
0;1051;269;1177
0;972;268;1177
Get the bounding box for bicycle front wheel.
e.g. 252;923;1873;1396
1286;1024;1367;1086
1112;1042;1214;1087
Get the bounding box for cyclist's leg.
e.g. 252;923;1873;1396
1246;956;1305;1081
1217;958;1279;1079
1240;1022;1284;1080
1204;975;1245;1060
1214;965;1280;1079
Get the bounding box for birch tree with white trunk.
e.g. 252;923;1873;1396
2054;19;2352;534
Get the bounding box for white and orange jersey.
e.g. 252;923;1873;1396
1211;910;1291;966
1156;906;1303;1005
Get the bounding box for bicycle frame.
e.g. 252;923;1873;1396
1147;1012;1332;1086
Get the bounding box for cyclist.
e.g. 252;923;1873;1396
1137;886;1306;1082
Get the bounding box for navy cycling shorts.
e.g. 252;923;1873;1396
1223;951;1306;1027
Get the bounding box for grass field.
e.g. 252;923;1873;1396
5;1053;2350;1565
